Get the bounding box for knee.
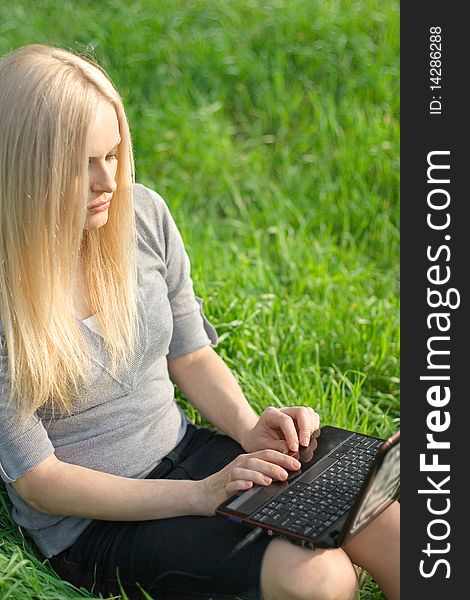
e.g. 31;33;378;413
315;556;358;600
297;548;357;600
261;541;358;600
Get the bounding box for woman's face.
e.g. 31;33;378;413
84;99;120;231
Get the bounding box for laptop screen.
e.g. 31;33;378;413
347;439;400;538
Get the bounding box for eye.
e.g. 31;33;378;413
88;155;118;170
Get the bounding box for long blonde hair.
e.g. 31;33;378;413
0;44;139;419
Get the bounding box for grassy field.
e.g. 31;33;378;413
0;0;399;598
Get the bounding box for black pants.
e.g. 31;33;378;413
49;424;273;599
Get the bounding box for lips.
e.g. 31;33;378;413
88;196;112;210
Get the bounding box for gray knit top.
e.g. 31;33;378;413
0;183;218;557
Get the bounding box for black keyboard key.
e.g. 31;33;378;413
279;516;295;528
335;505;351;518
328;466;343;475
356;439;376;449
332;451;345;459
370;439;384;448
270;509;290;522
347;448;361;456
258;515;271;523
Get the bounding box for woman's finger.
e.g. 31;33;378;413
230;466;274;487
262;406;300;452
279;407;320;447
243;457;291;481
226;479;253;495
299;436;318;463
260;438;290;454
239;449;301;472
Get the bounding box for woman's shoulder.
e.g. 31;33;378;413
132;183;182;260
133;183;171;245
132;182;170;222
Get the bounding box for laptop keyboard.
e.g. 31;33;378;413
250;434;384;539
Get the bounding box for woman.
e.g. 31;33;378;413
0;44;399;600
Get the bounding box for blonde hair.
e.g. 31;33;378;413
0;44;138;419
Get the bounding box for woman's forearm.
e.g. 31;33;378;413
167;346;259;447
14;347;259;521
13;455;205;520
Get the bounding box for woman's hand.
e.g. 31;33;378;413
240;406;321;456
197;449;301;516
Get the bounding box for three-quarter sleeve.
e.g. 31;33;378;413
0;356;55;484
135;185;218;361
159;196;218;360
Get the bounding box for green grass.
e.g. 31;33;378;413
0;0;399;598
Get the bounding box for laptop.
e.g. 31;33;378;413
216;425;400;548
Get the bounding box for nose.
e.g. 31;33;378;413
89;163;117;195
